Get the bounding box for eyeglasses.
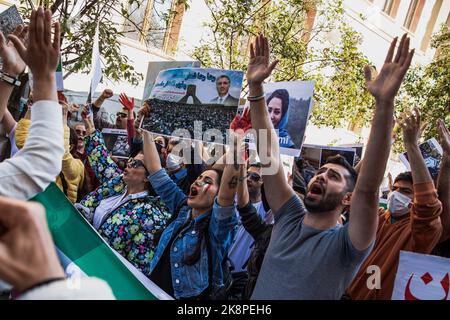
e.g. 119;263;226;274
247;172;261;182
76;129;87;135
116;112;128;118
127;158;146;170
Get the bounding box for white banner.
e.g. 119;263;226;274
392;251;450;300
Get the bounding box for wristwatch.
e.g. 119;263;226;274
0;70;21;87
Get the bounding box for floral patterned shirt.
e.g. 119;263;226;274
76;130;171;276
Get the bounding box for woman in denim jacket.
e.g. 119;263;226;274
75;116;171;276
143;132;239;299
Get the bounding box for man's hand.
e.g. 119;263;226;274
0;197;65;293
246;34;278;86
437;119;450;155
364;34;414;104
398;108;421;147
0;25;27;76
101;89;113;99
119;93;134;111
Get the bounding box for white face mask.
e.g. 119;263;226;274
166;153;183;171
387;190;412;217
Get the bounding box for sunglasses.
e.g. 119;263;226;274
127;158;146;170
246;172;261;182
76;129;87;135
154;139;165;147
116;112;128;118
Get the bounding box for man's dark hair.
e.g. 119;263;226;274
394;171;413;185
217;75;230;83
324;155;358;192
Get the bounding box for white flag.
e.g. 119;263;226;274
392;251;450;300
89;22;102;98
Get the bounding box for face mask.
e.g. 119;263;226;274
387;190;412;217
166;153;183;171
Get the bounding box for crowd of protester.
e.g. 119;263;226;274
0;8;449;300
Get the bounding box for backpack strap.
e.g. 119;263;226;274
59;172;68;196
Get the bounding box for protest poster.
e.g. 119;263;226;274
0;5;22;38
399;138;443;180
339;143;364;165
392;251;450;300
142;61;201;101
32;183;172;300
238;81;314;157
102;128;129;159
300;144;357;169
142;67;244;143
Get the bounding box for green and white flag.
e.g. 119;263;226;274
31;183;172;300
56;57;64;91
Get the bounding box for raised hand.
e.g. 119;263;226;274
101;89;113;99
8;8;60;81
68;103;80;114
246;34;278;86
81;105;95;135
230;107;252;133
0;25;27;76
119;93;134;111
398;108;421;147
364;34;414;103
438;119;450;155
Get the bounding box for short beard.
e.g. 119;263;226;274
304;190;346;214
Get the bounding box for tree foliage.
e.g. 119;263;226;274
393;24;450;153
192;0;373;130
18;0;187;86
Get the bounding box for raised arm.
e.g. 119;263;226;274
348;34;414;250
437;119;450;242
237;162;249;208
398;108;433;184
0;9;64;199
217;135;244;207
246;34;293;213
92;89;114;130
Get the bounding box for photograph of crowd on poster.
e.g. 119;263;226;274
142;68;244;142
102;128;130;159
399;138;443;179
142;61;201;101
0;5;22;37
300;144;357;169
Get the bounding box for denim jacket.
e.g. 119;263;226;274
148;169;237;299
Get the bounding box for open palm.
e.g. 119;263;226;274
246;34;278;85
365;34;414;102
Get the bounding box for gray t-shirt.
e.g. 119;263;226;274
251;195;373;300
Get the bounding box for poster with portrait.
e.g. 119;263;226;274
102;128;130;159
142;68;244;143
399;138;443;180
392;251;450;300
142;61;201;101
300;144;357;170
238;81;315;157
